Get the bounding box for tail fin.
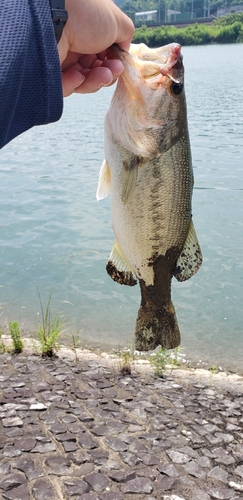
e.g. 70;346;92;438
135;300;180;351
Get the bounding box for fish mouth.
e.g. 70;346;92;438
108;43;183;85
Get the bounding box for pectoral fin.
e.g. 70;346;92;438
121;157;140;205
106;240;137;286
173;220;202;282
96;160;111;200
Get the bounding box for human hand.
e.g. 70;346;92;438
60;50;127;97
57;0;134;97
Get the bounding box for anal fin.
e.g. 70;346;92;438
173;219;203;282
106;240;137;286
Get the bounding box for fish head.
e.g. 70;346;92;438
107;43;187;158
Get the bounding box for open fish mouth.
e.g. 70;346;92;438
108;42;183;85
106;42;186;160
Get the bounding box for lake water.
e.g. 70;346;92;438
0;44;242;373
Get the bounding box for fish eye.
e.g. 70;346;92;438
170;81;184;96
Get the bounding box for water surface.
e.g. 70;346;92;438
0;44;242;372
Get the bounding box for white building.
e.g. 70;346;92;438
135;10;158;21
216;4;243;17
167;9;182;21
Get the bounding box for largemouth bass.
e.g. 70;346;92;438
97;42;202;351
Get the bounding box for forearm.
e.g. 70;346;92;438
0;0;62;149
0;0;134;148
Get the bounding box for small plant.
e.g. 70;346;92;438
64;330;81;361
170;347;184;368
209;365;218;374
120;351;132;376
150;346;185;377
36;287;65;357
119;344;135;376
209;364;219;384
9;321;24;353
0;329;8;353
150;347;172;377
71;331;80;349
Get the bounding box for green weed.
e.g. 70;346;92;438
150;346;185;377
0;329;8;353
170;347;184;367
36;287;65;357
9;321;24;353
150;347;171;377
209;365;218;373
119;343;135;376
64;330;81;361
209;364;219;384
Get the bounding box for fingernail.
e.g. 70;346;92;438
74;77;85;89
99;79;114;89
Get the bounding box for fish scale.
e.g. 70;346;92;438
97;42;202;351
109;135;192;286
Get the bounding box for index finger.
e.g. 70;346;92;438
115;13;134;51
116;36;134;52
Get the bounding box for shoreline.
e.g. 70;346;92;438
1;335;243;391
1;323;243;376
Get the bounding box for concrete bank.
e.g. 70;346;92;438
0;344;243;500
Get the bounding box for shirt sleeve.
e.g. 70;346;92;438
0;0;63;149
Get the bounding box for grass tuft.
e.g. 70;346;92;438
150;346;184;377
150;347;171;377
0;329;8;353
9;321;24;353
36;286;64;357
63;330;81;361
118;343;135;376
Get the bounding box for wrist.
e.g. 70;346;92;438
57;31;70;65
49;0;68;44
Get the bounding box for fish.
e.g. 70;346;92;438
96;42;202;351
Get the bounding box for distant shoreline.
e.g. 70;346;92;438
133;13;243;46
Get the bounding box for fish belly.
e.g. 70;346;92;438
109;135;193;350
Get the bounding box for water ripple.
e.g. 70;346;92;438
0;44;242;371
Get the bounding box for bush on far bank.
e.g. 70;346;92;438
133;13;243;46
